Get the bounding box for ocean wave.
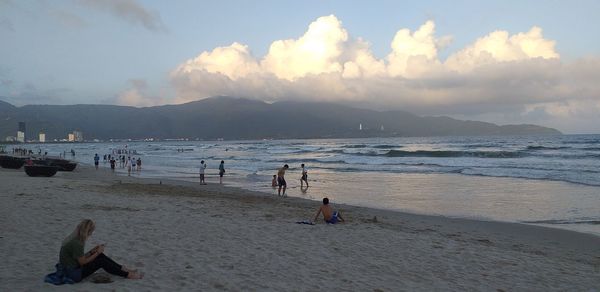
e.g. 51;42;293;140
342;144;368;148
467;164;600;174
266;149;312;154
522;219;600;225
383;150;524;158
462;143;504;148
581;147;600;151
562;139;600;144
526;145;571;150
373;144;400;149
457;170;600;187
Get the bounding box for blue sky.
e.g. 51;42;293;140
1;0;599;133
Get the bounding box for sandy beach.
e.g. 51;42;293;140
1;166;599;291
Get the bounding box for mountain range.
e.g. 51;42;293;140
0;96;561;141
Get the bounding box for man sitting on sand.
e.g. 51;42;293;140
313;197;345;224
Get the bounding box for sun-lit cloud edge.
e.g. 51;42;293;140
165;15;599;133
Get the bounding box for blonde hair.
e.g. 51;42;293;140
63;219;95;244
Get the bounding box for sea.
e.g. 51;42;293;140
24;134;600;236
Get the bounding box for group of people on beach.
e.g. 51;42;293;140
47;153;344;286
11;147;33;156
199;160;226;185
270;163;344;224
50;195;343;284
271;163;309;196
59;149;76;158
94;153;141;175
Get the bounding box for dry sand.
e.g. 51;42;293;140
1;166;599;291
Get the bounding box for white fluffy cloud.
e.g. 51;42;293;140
445;26;559;72
262;15;347;80
169;15;600;133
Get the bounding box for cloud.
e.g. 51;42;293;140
445;26;559;72
169;15;600;133
175;42;260;81
115;79;163;107
77;0;167;32
1;82;68;105
261;15;348;80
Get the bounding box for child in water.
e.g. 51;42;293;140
271;175;277;187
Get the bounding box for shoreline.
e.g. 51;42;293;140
98;161;600;238
1;165;599;290
31;162;600;241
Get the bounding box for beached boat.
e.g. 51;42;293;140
0;155;27;169
24;165;58;177
45;158;78;171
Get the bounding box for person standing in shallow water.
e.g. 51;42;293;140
300;163;309;188
218;160;225;184
199;160;207;185
58;219;143;282
93;154;100;170
277;164;289;196
110;157;116;172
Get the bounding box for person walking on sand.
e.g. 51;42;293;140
199;160;207;185
300;163;309;188
54;219;143;283
277;164;289;196
313;197;345;224
110;157;116;172
94;154;100;170
218;160;225;184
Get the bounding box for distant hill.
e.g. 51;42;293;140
0;96;561;141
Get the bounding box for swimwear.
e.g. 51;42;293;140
301;174;308;181
325;211;339;224
277;176;286;187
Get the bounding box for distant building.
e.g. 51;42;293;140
39;132;46;143
17;122;25;142
68;130;84;142
73;131;83;142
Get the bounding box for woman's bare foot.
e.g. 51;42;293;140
121;266;138;273
127;271;143;279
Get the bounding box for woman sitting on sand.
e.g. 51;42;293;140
59;219;142;282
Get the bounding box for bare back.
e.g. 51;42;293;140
319;204;334;221
277;167;286;177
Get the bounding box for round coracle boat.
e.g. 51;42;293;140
24;165;58;177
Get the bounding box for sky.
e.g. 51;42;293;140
1;0;599;134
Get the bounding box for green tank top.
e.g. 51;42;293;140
59;237;84;269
